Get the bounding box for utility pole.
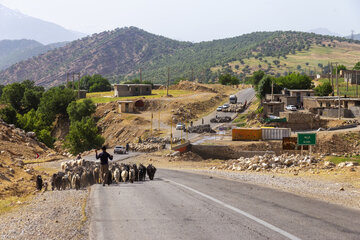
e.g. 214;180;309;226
357;71;359;98
271;80;274;101
66;73;69;87
77;73;81;99
139;68;142;83
72;73;75;90
158;111;160;131
336;63;340;119
167;67;170;96
328;62;331;84
330;63;334;94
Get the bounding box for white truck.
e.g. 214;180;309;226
229;95;237;104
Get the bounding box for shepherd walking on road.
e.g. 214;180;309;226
95;146;113;186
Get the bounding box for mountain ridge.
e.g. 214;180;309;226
0;27;359;87
0;4;86;44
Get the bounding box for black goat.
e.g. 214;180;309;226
146;164;157;180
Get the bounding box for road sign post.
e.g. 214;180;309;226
297;133;316;155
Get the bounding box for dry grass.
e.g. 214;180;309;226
211;41;360;75
0;194;34;215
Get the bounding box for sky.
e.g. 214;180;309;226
0;0;359;42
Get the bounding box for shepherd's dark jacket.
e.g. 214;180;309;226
96;152;113;165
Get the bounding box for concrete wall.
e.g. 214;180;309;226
263;102;284;116
190;144;275;160
280;96;297;106
321;108;355;118
349;106;360;117
303;98;320;110
276;111;325;130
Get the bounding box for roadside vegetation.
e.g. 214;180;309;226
0;76;107;152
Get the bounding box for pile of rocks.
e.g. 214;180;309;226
166;151;204;162
210;116;232;123
187;124;216;133
129;143;166;152
171;106;196;123
213;153;360;172
213;154;322;172
144;137;182;144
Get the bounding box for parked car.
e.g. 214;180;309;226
216;106;223;111
222;103;230;109
176;122;185;130
285;105;297;111
114;145;126;154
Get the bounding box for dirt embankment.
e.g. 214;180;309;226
93;82;239;146
0;120;62;199
314;130;360;155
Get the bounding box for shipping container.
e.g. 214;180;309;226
232;128;262;141
262;128;291;140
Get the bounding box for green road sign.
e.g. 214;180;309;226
297;133;316;145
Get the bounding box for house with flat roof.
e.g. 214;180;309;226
263;102;284;117
113;84;152;97
303;96;360;118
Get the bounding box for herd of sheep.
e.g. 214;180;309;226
47;159;156;191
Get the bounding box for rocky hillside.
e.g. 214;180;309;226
0;119;60;198
0;27;192;87
0;27;359;87
0;39;67;70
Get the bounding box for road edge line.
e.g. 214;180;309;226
164;178;301;240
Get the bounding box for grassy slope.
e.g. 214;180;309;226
83;89;195;103
212;41;360;76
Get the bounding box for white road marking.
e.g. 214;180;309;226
164;178;301;240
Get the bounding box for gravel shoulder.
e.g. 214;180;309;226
0;189;90;240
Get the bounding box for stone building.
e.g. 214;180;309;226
263;102;284;116
113;84;152;97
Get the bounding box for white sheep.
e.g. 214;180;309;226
121;170;128;182
114;168;121;183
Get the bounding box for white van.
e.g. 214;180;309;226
229;95;237;104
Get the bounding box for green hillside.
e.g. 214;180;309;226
0;27;359;87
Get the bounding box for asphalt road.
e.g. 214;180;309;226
173;87;256;139
89;169;360;240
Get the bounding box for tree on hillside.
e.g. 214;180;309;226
0;105;17;124
21;88;44;112
314;82;333;96
1;83;25;112
37;87;76;125
16;109;54;147
250;70;265;88
333;64;347;74
0;80;44;113
257;75;281;99
75;74;112;92
67;99;96;123
218;74;239;85
353;62;360;70
275;73;312;89
65;117;105;155
0;85;4;98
